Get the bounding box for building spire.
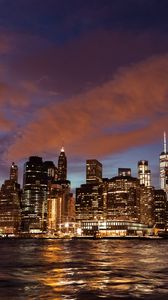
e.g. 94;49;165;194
164;131;167;153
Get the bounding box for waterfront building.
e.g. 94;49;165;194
106;174;140;222
81;219;148;237
0;163;21;235
154;189;167;229
47;181;75;233
138;160;151;187
21;156;48;232
86;159;102;184
57;147;67;181
76;182;104;222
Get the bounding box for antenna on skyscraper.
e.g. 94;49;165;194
164;131;167;153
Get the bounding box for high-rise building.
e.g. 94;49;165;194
47;181;74;233
10;162;18;183
160;132;168;192
107;173;140;222
76;159;103;222
138;160;151;187
154;189;167;229
86;159;102;184
139;185;154;227
76;183;104;222
21;156;48;232
0;163;21;235
43;161;56;183
57;147;67;181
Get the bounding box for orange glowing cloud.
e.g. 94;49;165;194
5;53;168;162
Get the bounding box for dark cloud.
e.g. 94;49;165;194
10;29;168;96
0;0;168;42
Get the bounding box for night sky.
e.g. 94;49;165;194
0;0;168;190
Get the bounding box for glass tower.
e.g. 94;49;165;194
138;160;151;187
160;132;168;192
22;156;47;232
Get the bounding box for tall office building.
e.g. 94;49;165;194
139;185;154;227
76;183;104;221
21;156;47;232
107;173;140;222
47;181;74;232
86;159;102;184
154;189;167;229
57;147;67;181
0;164;21;235
160;131;168;192
10;162;18;183
43;161;56;183
138;160;151;187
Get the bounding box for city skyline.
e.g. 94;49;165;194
0;1;168;190
0;132;166;191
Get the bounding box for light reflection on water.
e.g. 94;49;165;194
0;239;168;299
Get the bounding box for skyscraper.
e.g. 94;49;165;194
10;162;18;183
0;163;21;235
138;160;151;187
154;189;167;229
107;174;140;222
21;156;47;232
57;147;67;181
160;132;168;193
86;159;102;184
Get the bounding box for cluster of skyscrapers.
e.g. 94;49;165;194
0;133;168;237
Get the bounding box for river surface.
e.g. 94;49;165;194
0;238;168;299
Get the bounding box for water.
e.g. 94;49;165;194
0;239;168;299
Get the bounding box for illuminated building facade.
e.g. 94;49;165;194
57;147;67;181
160;132;168;193
86;159;102;184
47;181;75;233
21;156;48;232
107;174;140;222
0;163;21;235
76;183;104;221
139;185;154;227
138;160;151;187
81;220;148;236
154;189;167;229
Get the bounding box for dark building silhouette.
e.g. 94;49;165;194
43;161;56;183
57;147;67;181
86;159;102;184
118;168;131;177
21;156;47;232
10;162;18;183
